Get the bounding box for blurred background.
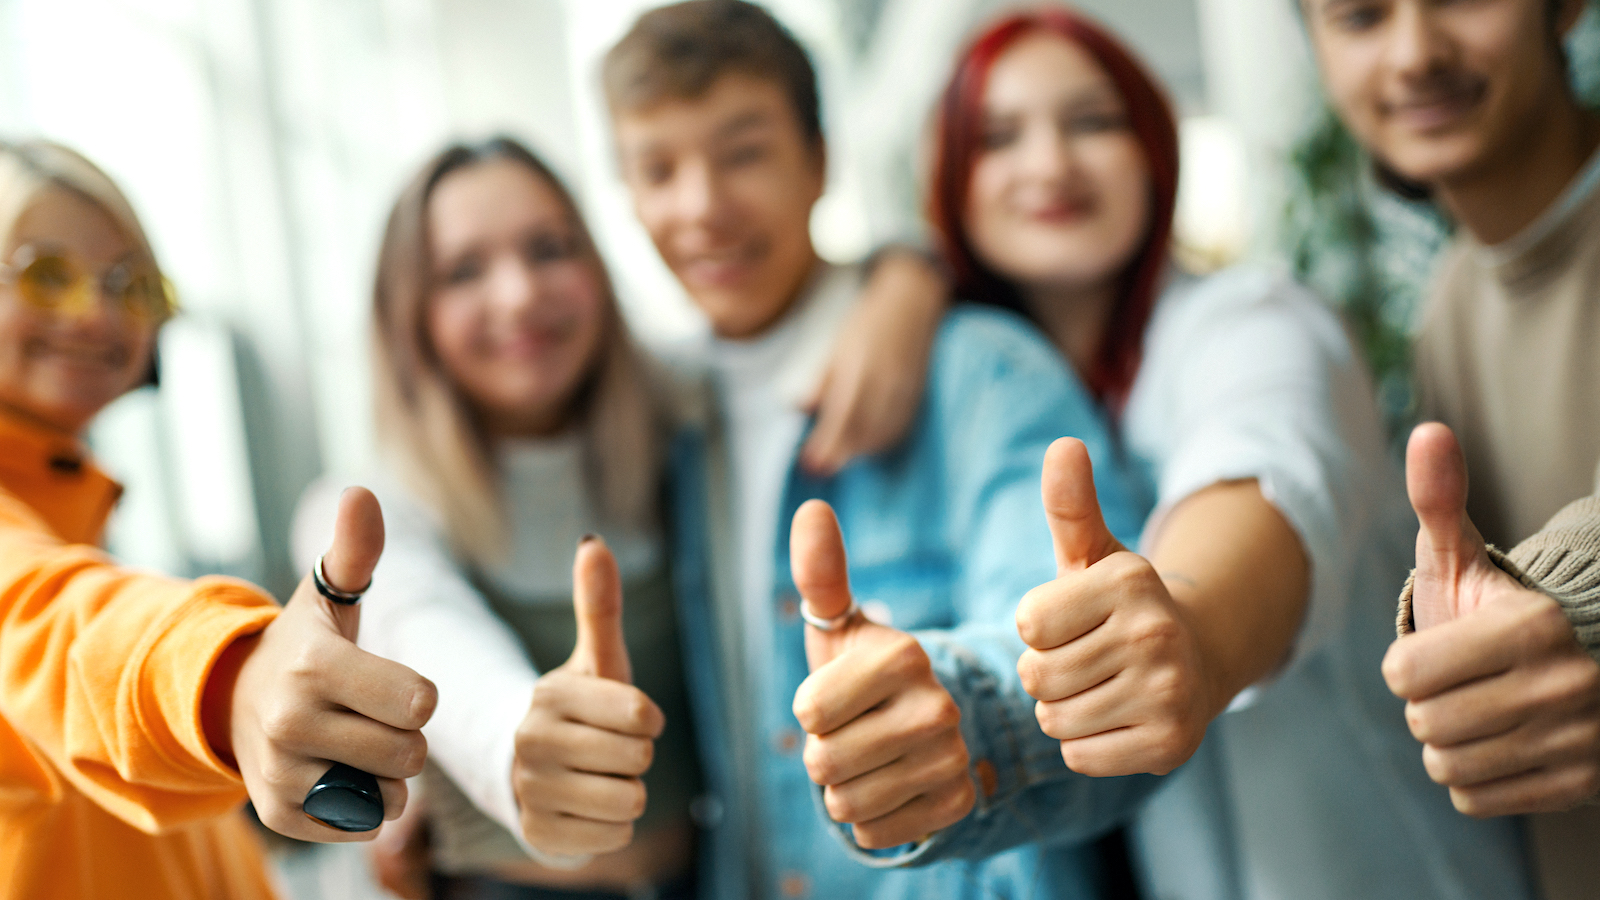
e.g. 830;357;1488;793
2;0;1595;895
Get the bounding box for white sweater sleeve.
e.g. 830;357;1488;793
1124;267;1402;679
290;477;536;840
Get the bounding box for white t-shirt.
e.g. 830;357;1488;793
701;263;861;680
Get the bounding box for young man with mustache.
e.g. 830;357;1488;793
1302;1;1600;896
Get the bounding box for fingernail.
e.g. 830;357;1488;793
579;533;598;546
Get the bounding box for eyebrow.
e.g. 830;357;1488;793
714;109;778;141
985;84;1123;118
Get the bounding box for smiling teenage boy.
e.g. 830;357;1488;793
1303;0;1600;896
600;2;1159;897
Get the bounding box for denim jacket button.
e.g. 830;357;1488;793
975;758;999;799
773;729;802;754
779;596;800;622
779;872;810;897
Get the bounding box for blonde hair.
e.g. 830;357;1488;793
372;137;666;564
0;140;162;272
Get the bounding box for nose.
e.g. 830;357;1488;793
1019;121;1076;185
486;255;541;316
52;278;118;325
669;158;731;231
1387;1;1453;81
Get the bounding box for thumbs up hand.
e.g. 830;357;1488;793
789;500;976;850
512;536;664;857
1015;439;1209;777
1383;424;1600;816
216;487;439;841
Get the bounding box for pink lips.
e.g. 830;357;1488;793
1025;198;1095;226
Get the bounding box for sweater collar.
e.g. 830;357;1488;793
1473;145;1600;293
0;406;122;544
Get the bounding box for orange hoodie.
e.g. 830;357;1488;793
0;408;282;900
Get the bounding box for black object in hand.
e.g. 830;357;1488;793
303;762;384;832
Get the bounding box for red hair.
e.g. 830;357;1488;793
928;6;1179;407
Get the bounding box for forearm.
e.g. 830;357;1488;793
1146;479;1310;717
0;527;276;830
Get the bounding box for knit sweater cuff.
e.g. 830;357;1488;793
1504;495;1600;664
1395;496;1600;664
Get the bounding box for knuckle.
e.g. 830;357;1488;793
1147;664;1186;706
823;786;858;823
920;692;961;736
792;692;824;734
407;678;439;728
889;633;931;676
1035;700;1068;740
1421;745;1460;786
945;776;977;820
1405;703;1436;743
803;740;838;785
630;737;656;775
1382;644;1418;697
257;701;304;745
396;733;428;777
1130;609;1182;650
257;802;300;837
1017;650;1048;698
1016;589;1054;648
1059;739;1094;775
624;780;648;820
258;752;301;791
1449;787;1492;819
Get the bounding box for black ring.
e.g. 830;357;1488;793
303;762;384;832
312;554;367;605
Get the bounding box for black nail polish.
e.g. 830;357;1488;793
579;533;598;546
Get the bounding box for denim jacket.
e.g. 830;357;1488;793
666;306;1161;900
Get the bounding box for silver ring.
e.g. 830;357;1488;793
800;598;859;632
312;554;367;605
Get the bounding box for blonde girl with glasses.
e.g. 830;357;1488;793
0;139;438;900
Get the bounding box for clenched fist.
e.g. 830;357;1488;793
790;500;975;850
513;537;664;857
1015;438;1210;777
1385;423;1600;816
214;486;438;841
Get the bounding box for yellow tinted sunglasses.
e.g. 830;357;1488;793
0;245;178;323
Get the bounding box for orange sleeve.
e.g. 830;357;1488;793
0;492;279;834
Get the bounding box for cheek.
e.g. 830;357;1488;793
1315;38;1385;135
1083;140;1153;256
963;156;1015;249
549;266;608;365
425;294;482;383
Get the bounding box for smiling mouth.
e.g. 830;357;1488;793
26;341;129;371
1385;81;1487;132
677;243;767;287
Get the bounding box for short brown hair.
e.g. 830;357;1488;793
602;0;822;146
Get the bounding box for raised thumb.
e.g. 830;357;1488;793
319;486;385;641
791;500;857;669
1042;438;1123;575
1406;423;1488;625
569;535;631;683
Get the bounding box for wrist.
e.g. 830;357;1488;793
201;631;262;770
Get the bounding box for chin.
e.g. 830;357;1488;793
1374;131;1493;187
